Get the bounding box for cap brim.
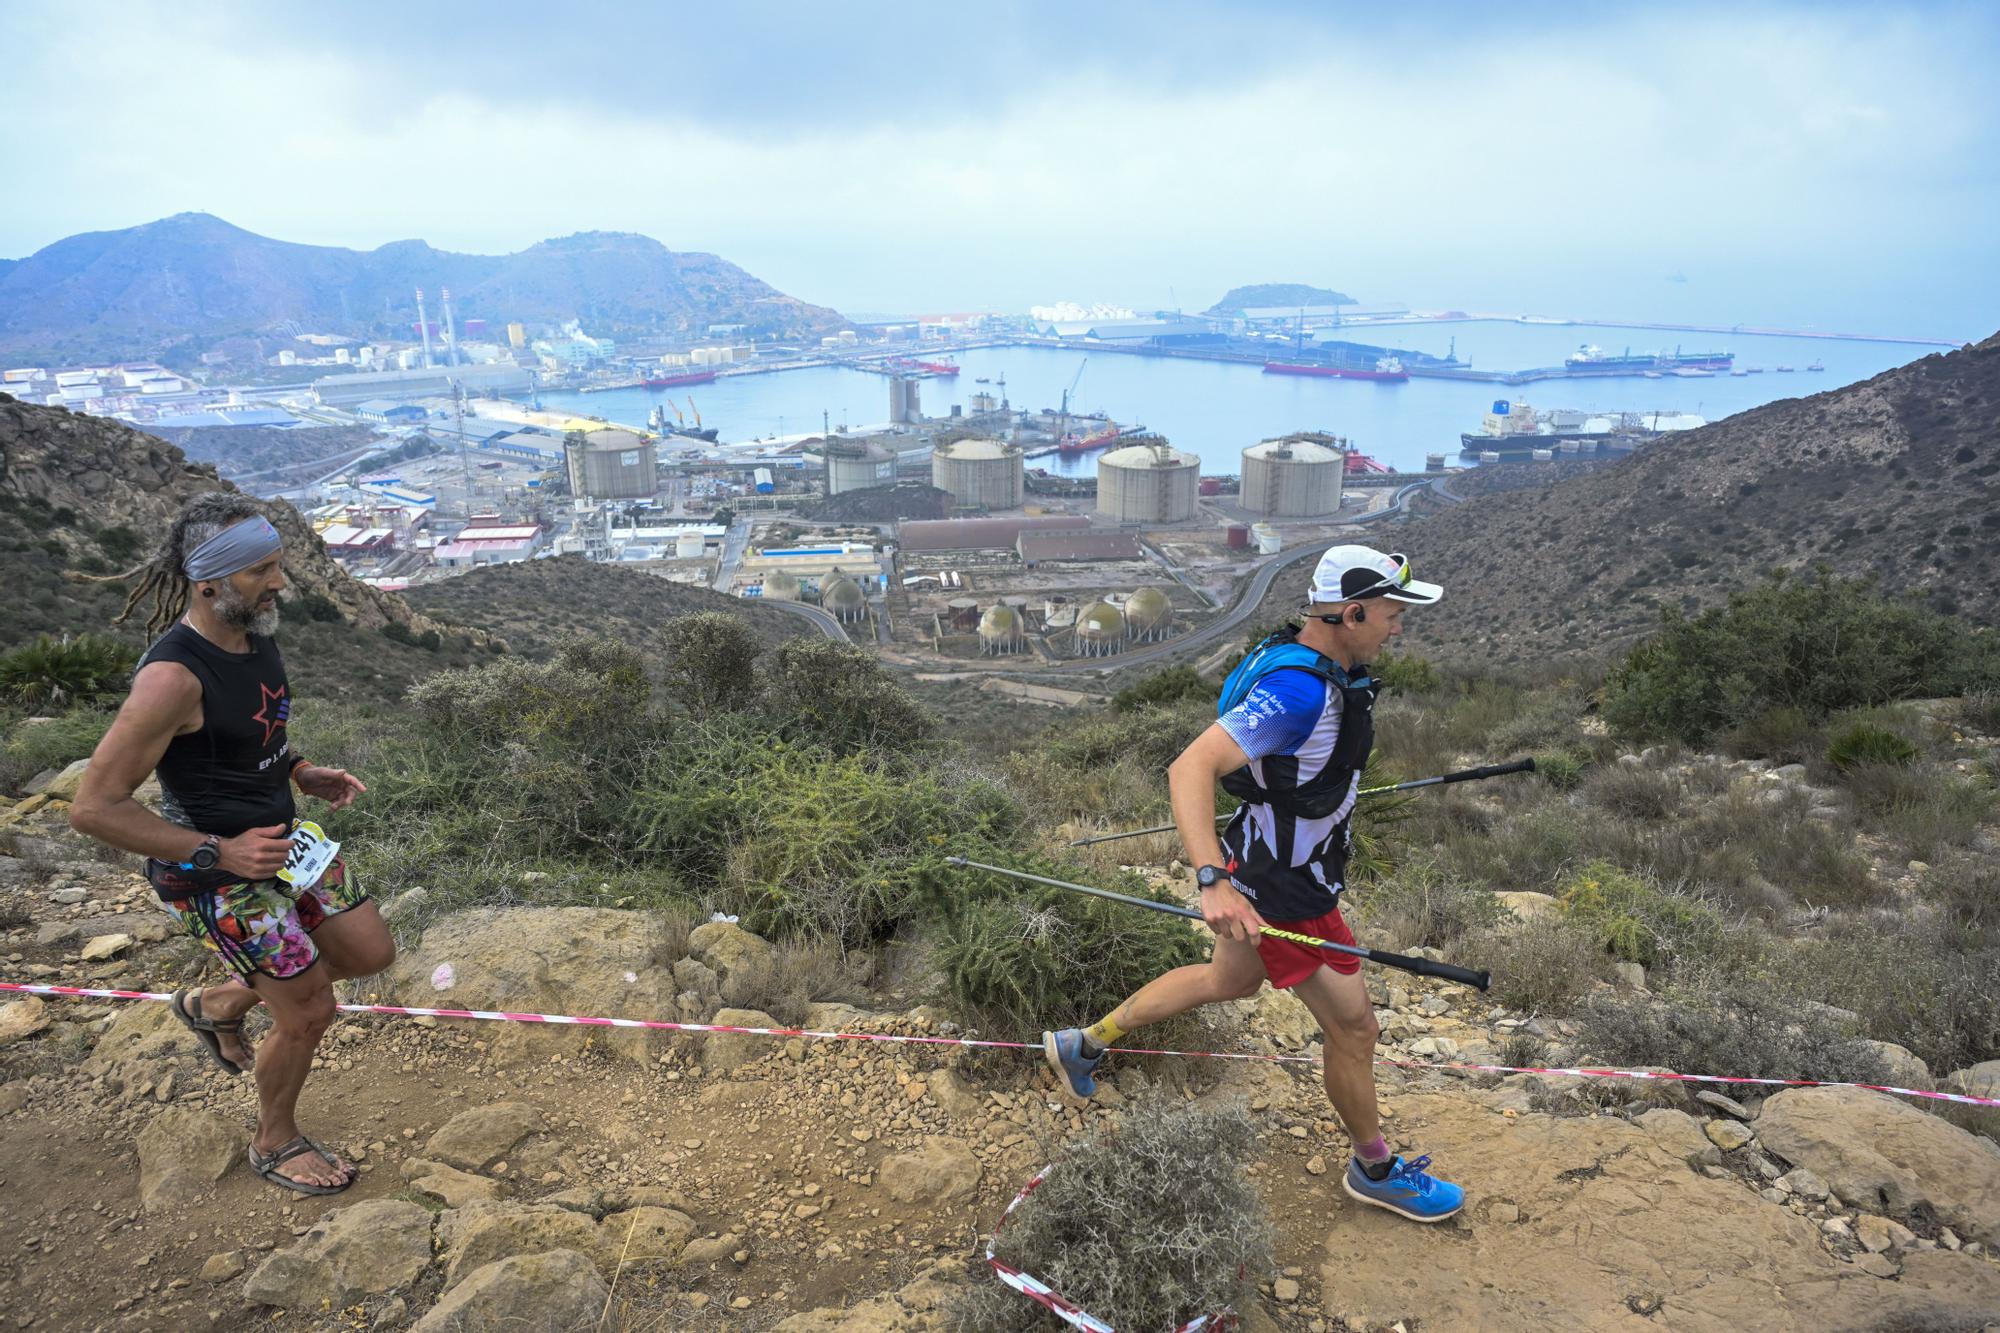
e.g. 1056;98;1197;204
1383;578;1443;605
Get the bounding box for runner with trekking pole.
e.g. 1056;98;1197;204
1040;545;1470;1223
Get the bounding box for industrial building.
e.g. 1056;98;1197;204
823;437;898;495
888;376;922;424
1097;440;1201;524
931;436;1025;510
898;515;1088;553
311;364;533;407
564;429;658;501
353;400;430;425
432;519;545;568
1016;530;1143;564
1240;435;1347;517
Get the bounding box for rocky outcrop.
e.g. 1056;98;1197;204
425;1102;543;1172
411;1248;610;1333
379;907;679;1065
242;1199;434;1308
1316;1093;2000;1331
135;1107;238;1209
1755;1085;2000;1246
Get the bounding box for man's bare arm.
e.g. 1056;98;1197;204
1167;722;1268;941
69;663;216;864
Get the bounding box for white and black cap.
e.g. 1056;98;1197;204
1308;544;1443;607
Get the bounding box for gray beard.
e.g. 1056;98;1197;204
213;584;281;637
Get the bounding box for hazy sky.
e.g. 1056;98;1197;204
5;1;1996;336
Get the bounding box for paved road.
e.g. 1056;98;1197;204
763;599;850;643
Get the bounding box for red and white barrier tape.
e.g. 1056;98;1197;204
3;981;1995;1108
986;1165;1231;1333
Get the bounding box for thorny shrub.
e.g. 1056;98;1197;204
947;1102;1270;1332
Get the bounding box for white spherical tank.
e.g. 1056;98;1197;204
1240;437;1346;517
931;436;1024;510
1096;440;1200;523
1124;586;1172;641
1075;600;1127;657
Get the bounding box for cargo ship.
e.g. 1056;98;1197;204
641;370;718;389
1460;399;1706;456
886;357;961;377
1263;356;1408;382
1562;344;1733;376
1057;425;1125;455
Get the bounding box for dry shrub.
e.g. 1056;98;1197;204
1846;763;1995;862
1477;916;1605;1015
1352;854;1503;951
1581;761;1685;821
947;1101;1270;1332
1571;978;1891;1086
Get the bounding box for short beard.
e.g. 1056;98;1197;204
213;582;281;637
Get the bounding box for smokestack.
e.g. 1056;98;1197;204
414;288;436;369
441;287;461;367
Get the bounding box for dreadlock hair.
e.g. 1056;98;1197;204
103;492;267;638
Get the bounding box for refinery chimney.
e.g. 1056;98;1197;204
441;287;461;367
414;288;436;368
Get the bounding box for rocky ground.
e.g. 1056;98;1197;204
3;768;2000;1331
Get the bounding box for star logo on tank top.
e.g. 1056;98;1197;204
252;683;290;745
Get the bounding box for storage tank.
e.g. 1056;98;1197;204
1199;477;1222;497
1075;600;1127;657
1225;524;1250;549
946;597;980;631
824;438;896;495
1125;586;1172;642
675;529;706;560
563;429;657;501
762;570;802;602
821;574;869;623
931;436;1024;510
1240;437;1346;517
1096;440;1200;523
978;604;1025;655
1425;453;1447;472
1251;522;1282;555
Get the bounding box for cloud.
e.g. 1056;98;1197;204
3;3;1994;325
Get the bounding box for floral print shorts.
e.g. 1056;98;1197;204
162;857;367;981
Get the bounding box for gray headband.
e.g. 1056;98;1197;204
183;516;283;581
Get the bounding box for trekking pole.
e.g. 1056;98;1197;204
1066;757;1538;848
945;856;1490;991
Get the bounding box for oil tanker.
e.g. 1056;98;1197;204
1562;344;1732;376
1263;356;1408;383
641;370;719;389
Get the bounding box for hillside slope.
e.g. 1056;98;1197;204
1206;282;1356;314
1269;333;1999;666
0;213;847;361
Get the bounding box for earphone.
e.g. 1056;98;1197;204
201;587;216;598
1350;605;1367;624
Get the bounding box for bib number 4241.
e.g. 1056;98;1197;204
278;818;341;890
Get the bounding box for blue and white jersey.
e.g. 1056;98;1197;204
1215;667;1361;921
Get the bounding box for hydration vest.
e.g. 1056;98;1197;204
1216;630;1377;820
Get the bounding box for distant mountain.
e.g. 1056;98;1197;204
1262;333;1999;665
1206;283;1356;315
0;213;848;362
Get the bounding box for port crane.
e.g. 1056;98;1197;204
1057;358;1089;446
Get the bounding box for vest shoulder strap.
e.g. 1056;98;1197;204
1217;634;1346;717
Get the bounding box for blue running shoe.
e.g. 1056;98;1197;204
1341;1154;1465;1223
1042;1029;1103;1103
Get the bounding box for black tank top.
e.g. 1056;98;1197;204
136;622;297;838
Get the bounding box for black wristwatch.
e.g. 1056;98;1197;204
1196;865;1229;889
183;835;221;872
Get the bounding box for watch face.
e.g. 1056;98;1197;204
1198;866;1222;887
192;846;219;870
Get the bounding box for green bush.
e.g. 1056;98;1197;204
948;1102;1269;1332
1113;665;1216;713
0;633;137;708
759;638;934;756
1721;705;1818;763
1602;571;2000;745
1;709;115;792
932;857;1204;1033
1533;748;1590;792
1825;722;1919;771
1044;698;1213;773
1559;860;1723;966
1374;650;1442;695
408;635;649;747
659;611;761;718
1354;854;1502;950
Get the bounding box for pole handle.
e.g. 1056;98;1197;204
1437;758;1536;786
1368;948;1491;992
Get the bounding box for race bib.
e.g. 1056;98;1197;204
277;818;341;890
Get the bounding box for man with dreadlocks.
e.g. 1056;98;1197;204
70;492;393;1195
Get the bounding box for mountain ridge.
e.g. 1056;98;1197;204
0;213;848;361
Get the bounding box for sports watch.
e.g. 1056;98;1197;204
1196;865;1230;890
182;835;222;872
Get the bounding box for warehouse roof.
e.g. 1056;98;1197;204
1017;531;1142;563
898;515;1088;552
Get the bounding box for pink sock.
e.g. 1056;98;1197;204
1356;1135;1390;1163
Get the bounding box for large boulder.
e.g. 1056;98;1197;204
700;1008;780;1072
243;1199;434;1308
687;920;777;1000
0;997;49;1045
425;1102;542;1172
435;1202;613;1289
1756;1086;2000;1246
878;1137;981;1205
379;908;679;1065
85;1001;185;1080
1316;1093;2000;1331
1943;1060;2000;1100
135;1108;238;1209
401;1159;505;1208
412;1249;609;1333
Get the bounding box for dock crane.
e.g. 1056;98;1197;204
1057;357;1088;446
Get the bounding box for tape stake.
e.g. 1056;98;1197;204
3;982;1994;1109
